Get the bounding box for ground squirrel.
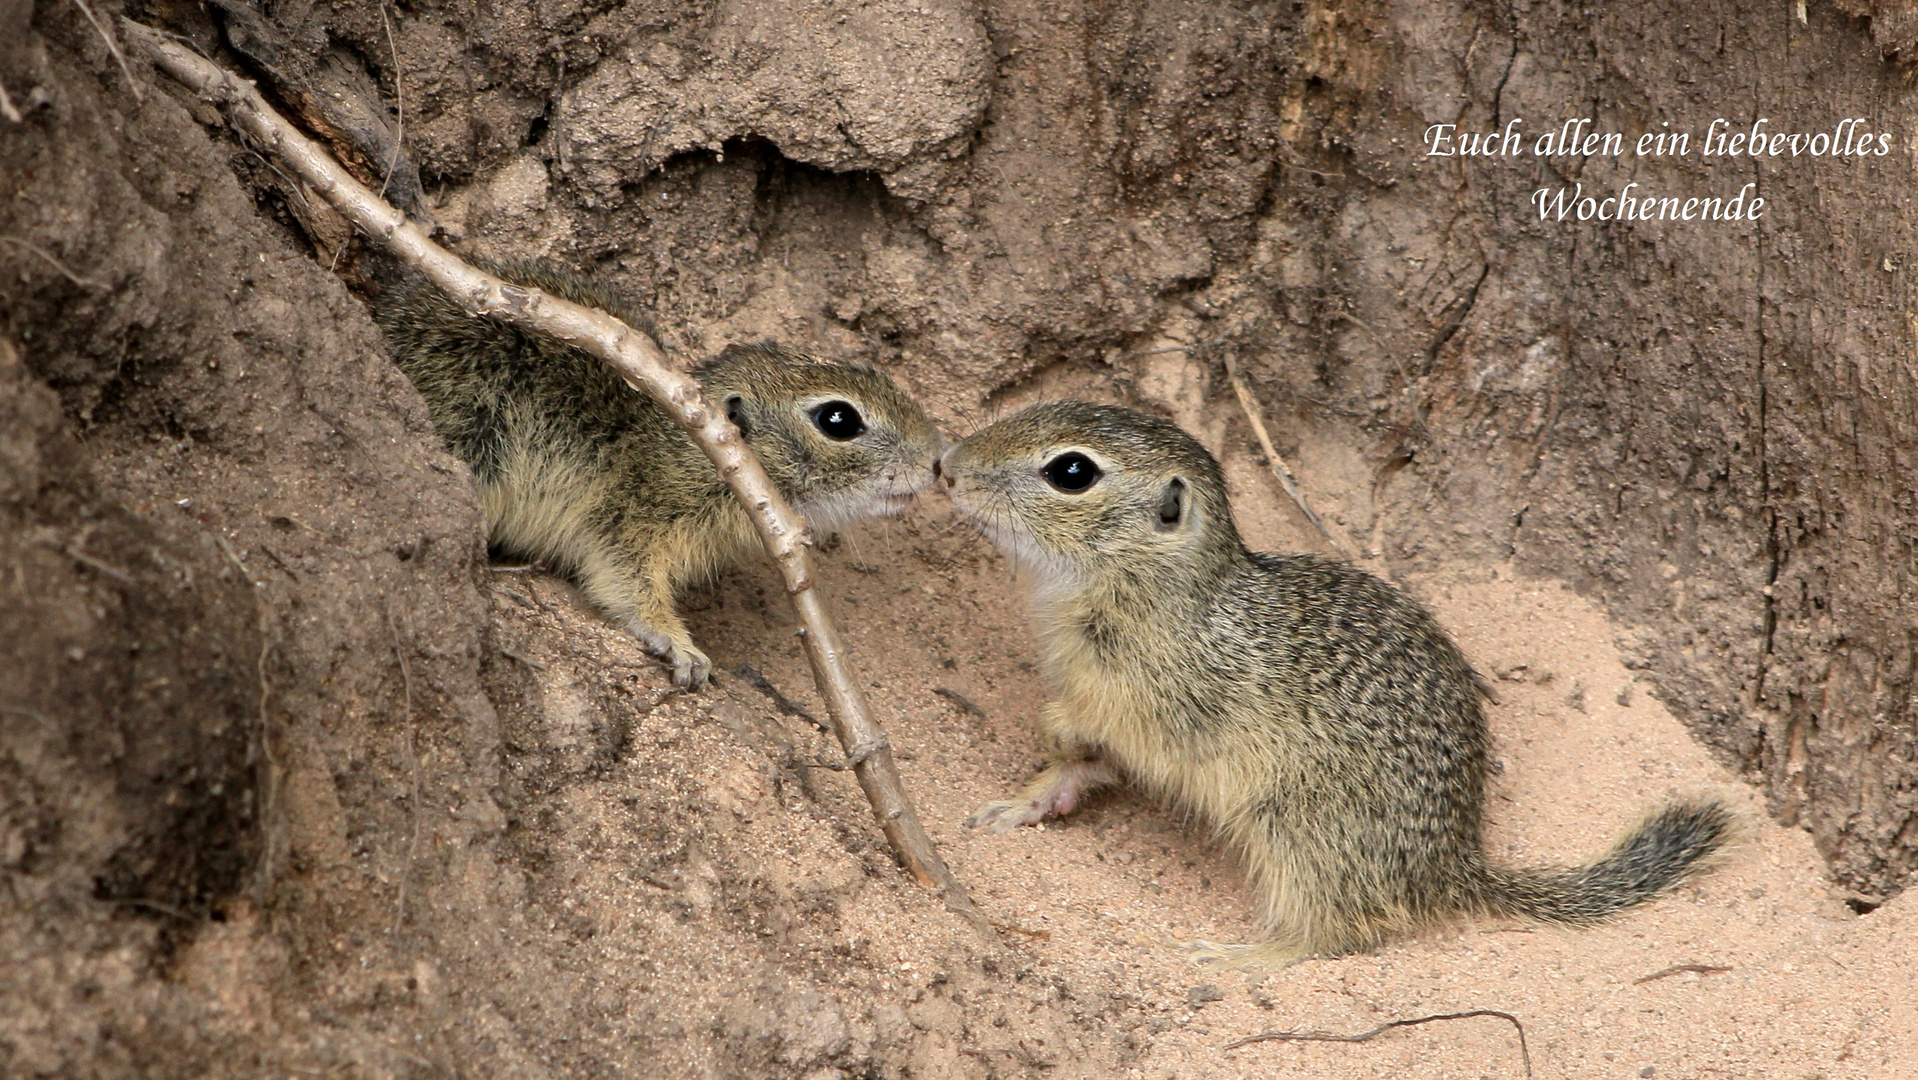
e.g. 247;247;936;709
379;262;943;687
946;401;1733;968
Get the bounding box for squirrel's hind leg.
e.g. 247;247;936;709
965;749;1116;833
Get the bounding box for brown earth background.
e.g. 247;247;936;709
3;0;1917;1075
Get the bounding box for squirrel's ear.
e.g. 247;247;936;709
724;394;752;438
1155;478;1186;532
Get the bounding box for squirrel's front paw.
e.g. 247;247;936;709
621;620;711;688
668;644;713;689
964;799;1046;833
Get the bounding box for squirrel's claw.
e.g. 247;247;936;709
668;644;713;689
964;799;1045;833
966;757;1110;832
624;618;711;689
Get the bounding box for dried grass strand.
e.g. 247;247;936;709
1223;1008;1532;1077
70;0;143;101
1222;352;1352;560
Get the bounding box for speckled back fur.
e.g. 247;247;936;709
947;401;1733;964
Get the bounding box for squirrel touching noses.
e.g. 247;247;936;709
380;262;943;687
945;401;1733;968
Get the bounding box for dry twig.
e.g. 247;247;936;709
109;896;194;921
932;686;989;722
125;20;980;926
1;236;106;290
1634;963;1733;985
69;0;143;101
1221;352;1353;560
733;664;824;731
36;534;134;584
376;1;405;199
1224;1009;1532;1077
497;646;548;671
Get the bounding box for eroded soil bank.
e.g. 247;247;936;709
4;0;1915;1075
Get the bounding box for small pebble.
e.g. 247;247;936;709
1186;984;1225;1006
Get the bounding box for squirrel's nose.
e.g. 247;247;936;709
936;447;958;489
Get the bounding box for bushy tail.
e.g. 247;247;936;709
1478;799;1737;925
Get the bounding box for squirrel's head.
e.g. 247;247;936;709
940;402;1242;594
700;344;945;531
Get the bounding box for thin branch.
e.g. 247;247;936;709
732;663;824;732
108;896;194;921
1221;353;1353;560
497;646;547;671
69;0;143;101
125;20;983;929
1223;1009;1532;1077
1280;152;1346;180
1634;963;1732;985
932;686;989;722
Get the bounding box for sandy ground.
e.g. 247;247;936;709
482;427;1916;1078
683;513;1916;1078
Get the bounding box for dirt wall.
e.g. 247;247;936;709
3;0;1915;1075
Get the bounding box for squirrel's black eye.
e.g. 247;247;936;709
1042;452;1102;493
811;400;865;441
